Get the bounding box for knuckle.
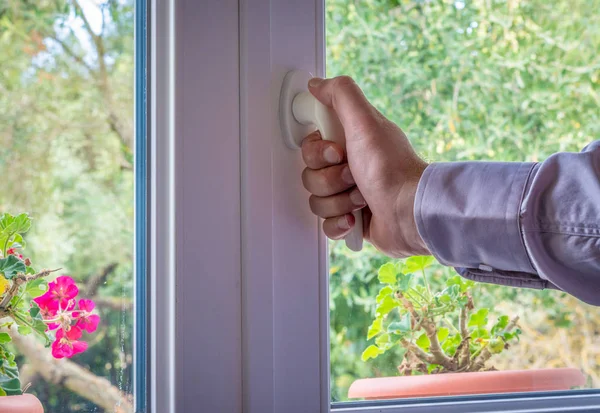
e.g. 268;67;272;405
334;75;356;89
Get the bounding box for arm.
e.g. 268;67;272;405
415;141;600;305
298;76;599;305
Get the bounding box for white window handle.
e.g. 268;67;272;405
280;70;364;252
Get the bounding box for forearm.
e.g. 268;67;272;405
414;141;600;305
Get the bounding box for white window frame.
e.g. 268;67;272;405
148;0;600;412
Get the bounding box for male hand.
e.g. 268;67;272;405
301;76;430;258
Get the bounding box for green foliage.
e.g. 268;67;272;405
0;359;21;396
327;0;599;401
0;256;26;280
361;256;521;374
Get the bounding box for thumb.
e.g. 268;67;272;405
308;76;377;137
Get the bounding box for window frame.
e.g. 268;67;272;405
147;0;600;412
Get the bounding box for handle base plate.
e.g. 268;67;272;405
279;70;316;149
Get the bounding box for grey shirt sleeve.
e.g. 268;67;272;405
414;141;600;305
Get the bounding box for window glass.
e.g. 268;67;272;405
327;0;599;403
0;1;137;411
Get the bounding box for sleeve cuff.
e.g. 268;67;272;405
414;161;537;274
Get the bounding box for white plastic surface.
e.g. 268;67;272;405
279;70;363;251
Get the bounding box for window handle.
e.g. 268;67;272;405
280;70;363;252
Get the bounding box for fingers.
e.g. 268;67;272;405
302;163;356;197
323;214;355;240
301;131;345;169
309;188;366;218
307;76;376;136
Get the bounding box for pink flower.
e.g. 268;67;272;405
33;295;60;330
47;276;79;308
51;326;88;359
74;299;100;333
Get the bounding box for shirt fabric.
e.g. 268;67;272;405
414;140;600;305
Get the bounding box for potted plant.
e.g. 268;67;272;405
348;256;585;400
0;213;100;412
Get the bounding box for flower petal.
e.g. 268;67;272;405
77;314;100;333
78;299;95;312
71;340;88;356
65;326;83;341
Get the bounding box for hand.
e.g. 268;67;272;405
301;76;430;258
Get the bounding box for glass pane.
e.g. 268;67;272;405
327;0;599;404
0;0;140;411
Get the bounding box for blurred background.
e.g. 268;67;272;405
326;0;600;403
0;1;134;411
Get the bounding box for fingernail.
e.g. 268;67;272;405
341;166;355;185
309;77;324;88
324;146;341;164
337;215;350;230
350;189;366;207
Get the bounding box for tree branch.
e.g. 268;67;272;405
398;292;455;369
456;293;473;369
84;263;118;298
50;36;93;73
0;269;60;309
93;296;133;311
72;0;134;162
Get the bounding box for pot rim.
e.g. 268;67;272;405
348;368;586;400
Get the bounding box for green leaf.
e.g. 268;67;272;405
388;313;411;333
375;333;390;347
361;345;383;361
17;325;31;336
378;262;397;285
0;333;11;344
468;308;489;328
437;327;450;343
402;256;435;274
438;293;451;304
471;327;490;340
367;317;383;340
376;295;399;316
30;305;41;319
10;234;25;250
0;360;21;396
441;284;461;300
442;334;461;355
447;275;475;293
25;278;47;298
397;273;413;292
0;255;26;280
376;286;393;303
0;213;31;235
427;364;440;374
416;333;430;350
491;315;509;335
0;213;31;254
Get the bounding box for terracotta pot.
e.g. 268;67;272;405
0;394;44;413
348;368;586;400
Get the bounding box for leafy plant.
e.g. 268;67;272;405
0;213;100;396
362;256;521;375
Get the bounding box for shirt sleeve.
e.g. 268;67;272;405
414;141;600;305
